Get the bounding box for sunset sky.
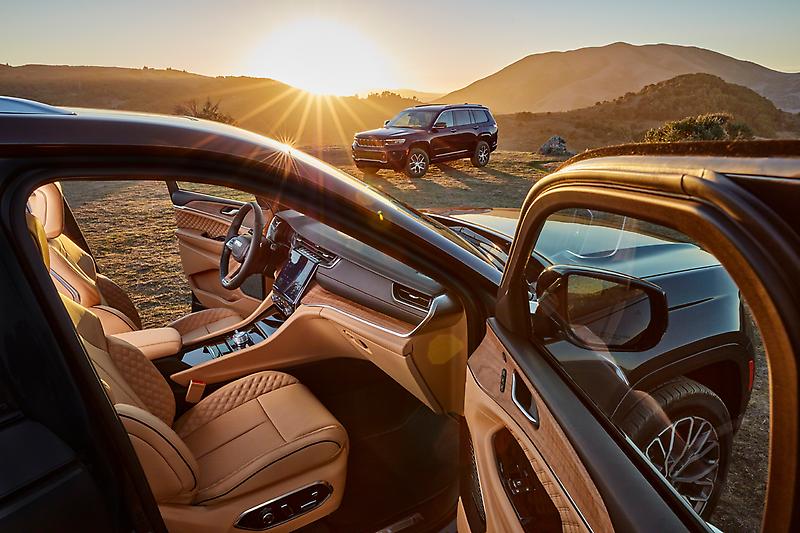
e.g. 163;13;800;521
2;0;799;95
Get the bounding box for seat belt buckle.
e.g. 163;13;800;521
185;380;206;404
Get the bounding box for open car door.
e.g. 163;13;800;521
459;154;800;532
168;182;274;317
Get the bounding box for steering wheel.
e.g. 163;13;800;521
220;201;265;290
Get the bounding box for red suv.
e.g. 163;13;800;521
352;104;498;178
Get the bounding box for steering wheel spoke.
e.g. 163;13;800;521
219;201;264;290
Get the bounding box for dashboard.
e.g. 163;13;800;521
171;209;467;416
267;210;448;325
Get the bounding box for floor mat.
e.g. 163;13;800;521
287;359;458;532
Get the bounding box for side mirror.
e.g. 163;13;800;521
533;265;668;352
384;120;390;126
433;122;447;129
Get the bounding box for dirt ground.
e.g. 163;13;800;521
61;148;767;532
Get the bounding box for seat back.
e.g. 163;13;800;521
28;182;142;332
28;193;199;504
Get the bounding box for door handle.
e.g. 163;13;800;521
450;128;457;133
511;372;540;428
473;126;479;130
220;206;239;216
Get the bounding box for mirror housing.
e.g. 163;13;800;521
533;265;668;352
384;119;390;126
433;121;447;129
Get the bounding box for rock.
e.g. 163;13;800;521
537;135;574;156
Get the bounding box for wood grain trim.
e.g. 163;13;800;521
468;326;614;533
301;283;417;335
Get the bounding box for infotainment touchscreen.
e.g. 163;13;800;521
273;249;317;305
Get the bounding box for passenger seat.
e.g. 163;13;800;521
28;214;348;532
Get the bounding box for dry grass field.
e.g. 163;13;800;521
61;148;767;533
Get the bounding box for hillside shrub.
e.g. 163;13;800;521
644;112;753;142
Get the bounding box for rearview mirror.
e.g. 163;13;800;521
533;265;668;352
433;121;447;129
384;120;390;126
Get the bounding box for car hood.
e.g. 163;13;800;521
356;127;417;139
426;208;720;279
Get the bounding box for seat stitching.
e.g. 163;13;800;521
119;412;198;491
198;425;341;492
192;418;271;460
195;439;344;504
258;397;286;443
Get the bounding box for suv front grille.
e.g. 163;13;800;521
356;138;383;148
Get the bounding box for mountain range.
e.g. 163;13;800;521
1;42;798;151
439;42;800;114
496;73;800;152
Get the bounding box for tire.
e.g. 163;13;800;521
620;377;732;518
471;140;490;167
405;148;429;178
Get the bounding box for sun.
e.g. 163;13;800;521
248;18;395;96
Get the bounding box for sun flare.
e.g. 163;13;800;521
248;18;394;96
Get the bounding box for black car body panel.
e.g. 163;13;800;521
352;104;498;170
426;208;755;426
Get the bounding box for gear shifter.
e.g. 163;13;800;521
231;330;250;349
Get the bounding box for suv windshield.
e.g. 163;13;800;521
386;109;437;129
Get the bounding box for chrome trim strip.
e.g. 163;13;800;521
234;481;333;530
353;157;386;163
390;282;432;313
434;149;469;158
305;293;447;338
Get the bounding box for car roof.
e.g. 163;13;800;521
559;140;800;178
406;103;489;112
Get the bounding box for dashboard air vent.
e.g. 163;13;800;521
393;284;432;311
294;235;337;266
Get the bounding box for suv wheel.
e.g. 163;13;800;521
471;140;490;167
405;148;429;178
620;377;732;518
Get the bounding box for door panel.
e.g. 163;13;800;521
461;323;612;532
171;193;270;317
430;110;458;158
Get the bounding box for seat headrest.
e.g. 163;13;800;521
26;212;50;270
27;183;65;239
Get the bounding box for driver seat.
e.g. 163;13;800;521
28;183;245;344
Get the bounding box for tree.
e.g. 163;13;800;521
174;98;236;125
644;112;753;143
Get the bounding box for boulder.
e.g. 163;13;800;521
537;135;574;156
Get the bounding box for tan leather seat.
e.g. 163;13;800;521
28;183;244;344
28;214;348;531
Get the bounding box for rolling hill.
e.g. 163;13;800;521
0;64;414;146
440;42;800;114
495;73;800;152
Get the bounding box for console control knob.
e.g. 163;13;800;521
231;330;249;349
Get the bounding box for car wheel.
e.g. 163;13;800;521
471;140;490;167
620;377;732;518
405;148;429;178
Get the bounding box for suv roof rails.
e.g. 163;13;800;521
413;103;486;108
0;96;75;115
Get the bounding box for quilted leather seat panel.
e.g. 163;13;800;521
185;383;347;504
174;371;298;438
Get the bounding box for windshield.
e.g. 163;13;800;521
387;109;437;129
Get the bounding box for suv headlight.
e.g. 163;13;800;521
383;138;406;146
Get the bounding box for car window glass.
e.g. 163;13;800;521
454;109;472;127
436;111;455;128
177;181;255;202
525;208;768;531
470;109;488;123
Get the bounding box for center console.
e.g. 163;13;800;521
178;243;323;368
270;248;319;317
